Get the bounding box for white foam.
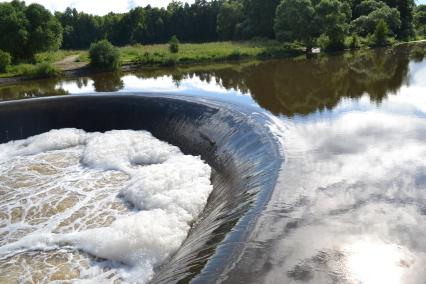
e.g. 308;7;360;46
0;129;213;283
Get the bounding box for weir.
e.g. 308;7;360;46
0;93;283;283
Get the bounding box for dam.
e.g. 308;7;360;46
0;94;283;283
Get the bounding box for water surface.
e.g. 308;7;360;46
1;45;425;283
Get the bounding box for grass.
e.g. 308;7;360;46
120;41;304;66
34;50;83;64
0;50;87;78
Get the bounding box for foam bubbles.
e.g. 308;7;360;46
0;129;212;283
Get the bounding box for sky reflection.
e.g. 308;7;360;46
230;58;426;283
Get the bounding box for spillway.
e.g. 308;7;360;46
0;93;283;283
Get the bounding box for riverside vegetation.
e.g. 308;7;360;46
0;0;425;78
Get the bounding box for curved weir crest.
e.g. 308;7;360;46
0;93;284;283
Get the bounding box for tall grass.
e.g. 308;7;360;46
122;41;304;67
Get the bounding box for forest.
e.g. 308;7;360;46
0;0;425;68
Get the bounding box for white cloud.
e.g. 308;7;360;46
1;0;195;15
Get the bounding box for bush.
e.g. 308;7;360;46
348;34;361;49
372;19;389;47
89;40;121;70
24;62;60;79
169;35;180;53
0;50;12;72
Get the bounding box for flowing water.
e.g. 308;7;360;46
0;45;426;283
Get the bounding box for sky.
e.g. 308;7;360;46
0;0;196;15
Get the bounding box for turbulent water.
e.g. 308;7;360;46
0;129;212;283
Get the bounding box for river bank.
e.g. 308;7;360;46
1;40;425;86
0;41;304;85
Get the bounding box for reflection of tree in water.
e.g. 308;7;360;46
159;46;411;116
207;47;410;116
91;72;124;92
0;78;68;101
0;72;125;101
1;46;415;116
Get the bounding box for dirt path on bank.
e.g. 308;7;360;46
53;54;88;71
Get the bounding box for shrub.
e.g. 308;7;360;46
89;40;121;70
24;62;60;78
0;50;12;72
348;34;361;49
169;35;180;53
372;19;389;47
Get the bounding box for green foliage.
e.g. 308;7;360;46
353;0;386;18
415;5;426;35
347;34;361;49
274;0;318;51
0;50;12;72
217;2;244;40
89;40;121;70
169;35;180;54
0;0;418;58
372;19;389;46
24;62;60;79
0;1;62;60
351;5;401;37
240;0;281;39
0;1;29;60
315;0;351;51
395;0;415;40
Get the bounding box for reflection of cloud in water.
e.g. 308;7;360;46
409;60;426;87
56;74;254;106
245;96;426;283
121;75;238;94
56;80;94;94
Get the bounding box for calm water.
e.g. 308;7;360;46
1;45;426;283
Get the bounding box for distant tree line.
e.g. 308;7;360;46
0;0;425;62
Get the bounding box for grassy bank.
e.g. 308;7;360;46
120;41;304;66
1;40;425;81
0;41;304;79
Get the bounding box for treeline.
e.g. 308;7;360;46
0;0;426;62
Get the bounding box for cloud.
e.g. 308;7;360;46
1;0;195;15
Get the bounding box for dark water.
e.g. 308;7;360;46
1;45;426;283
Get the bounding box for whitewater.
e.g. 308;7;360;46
0;129;213;283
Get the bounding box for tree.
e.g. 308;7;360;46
395;0;415;39
89;40;121;70
415;5;426;35
0;50;12;72
353;0;386;18
56;8;103;49
351;5;400;37
0;1;28;59
373;19;389;46
315;0;351;50
0;1;62;60
241;0;281;38
274;0;318;51
25;4;63;57
217;1;244;40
